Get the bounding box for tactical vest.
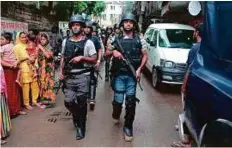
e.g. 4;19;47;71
63;38;87;73
111;34;142;75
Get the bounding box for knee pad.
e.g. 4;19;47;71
76;94;88;105
125;95;136;106
124;96;136;125
112;100;123;107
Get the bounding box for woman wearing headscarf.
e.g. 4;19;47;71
13;32;40;110
0;32;26;117
0;64;12;145
37;33;56;108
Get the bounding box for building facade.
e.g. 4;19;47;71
98;1;123;28
133;1;204;33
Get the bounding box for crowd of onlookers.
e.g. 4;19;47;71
0;28;61;145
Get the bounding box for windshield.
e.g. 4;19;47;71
159;29;194;49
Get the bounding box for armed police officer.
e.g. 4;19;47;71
108;13;148;142
104;23;122;80
84;20;102;110
114;23;122;36
59;14;97;140
104;26;114;81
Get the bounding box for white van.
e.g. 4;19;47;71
144;23;195;89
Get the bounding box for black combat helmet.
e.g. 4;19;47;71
119;13;136;26
69;14;86;29
106;26;113;31
120;13;139;32
85;20;93;29
85;20;93;28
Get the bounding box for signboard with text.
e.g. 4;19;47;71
58;21;69;37
1;18;28;42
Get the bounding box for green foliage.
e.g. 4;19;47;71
92;1;106;16
54;1;106;21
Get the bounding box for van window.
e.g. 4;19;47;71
145;28;154;42
159;29;194;49
151;30;158;46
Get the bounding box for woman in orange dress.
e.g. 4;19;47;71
37;33;56;108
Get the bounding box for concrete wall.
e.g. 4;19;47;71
1;2;56;31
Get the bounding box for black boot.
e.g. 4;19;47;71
105;59;109;81
64;101;78;128
76;96;87;140
124;96;136;142
112;101;122;123
89;75;97;111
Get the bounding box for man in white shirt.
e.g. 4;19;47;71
59;14;97;140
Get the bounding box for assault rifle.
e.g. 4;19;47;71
115;38;143;91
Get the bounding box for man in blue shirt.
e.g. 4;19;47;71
187;23;203;68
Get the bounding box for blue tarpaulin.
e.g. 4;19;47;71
200;2;232;62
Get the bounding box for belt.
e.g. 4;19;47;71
67;68;91;75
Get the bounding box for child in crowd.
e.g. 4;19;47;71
15;33;39;86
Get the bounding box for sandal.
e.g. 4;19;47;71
18;110;27;115
171;141;191;147
25;105;33;110
1;140;7;145
36;103;46;109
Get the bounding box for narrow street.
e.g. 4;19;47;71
1;1;231;147
3;69;182;147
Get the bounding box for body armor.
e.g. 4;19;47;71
111;35;142;76
63;38;87;74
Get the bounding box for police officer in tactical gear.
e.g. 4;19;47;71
59;14;97;140
114;23;122;36
104;26;114;81
84;20;102;110
109;13;148;142
91;26;98;36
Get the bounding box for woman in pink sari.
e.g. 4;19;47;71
0;32;26;117
0;64;12;145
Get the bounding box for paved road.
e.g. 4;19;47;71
3;70;182;147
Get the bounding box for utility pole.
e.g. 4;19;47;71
36;1;40;9
139;1;145;33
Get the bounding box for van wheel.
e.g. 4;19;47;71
200;120;232;147
152;68;161;89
